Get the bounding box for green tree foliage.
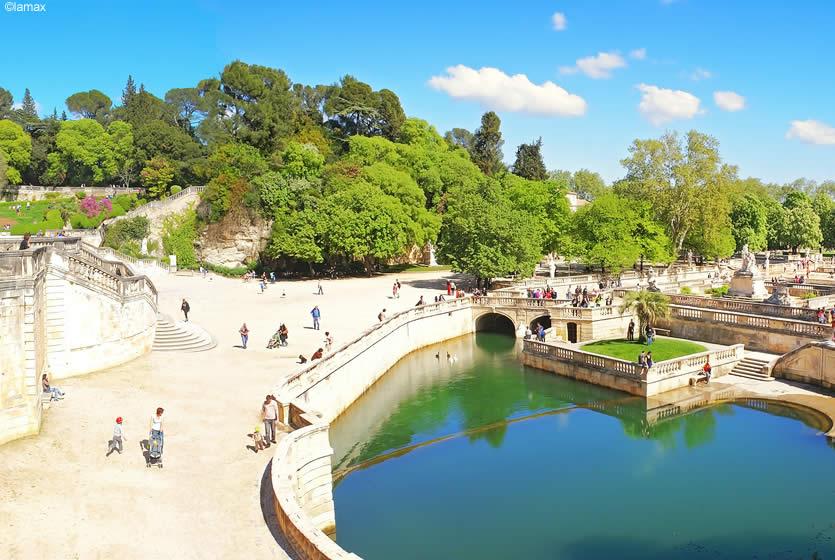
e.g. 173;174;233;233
164;87;202;131
161;208;198;268
443;128;474;151
66;89;112;121
812;192;835;248
437;180;541;280
0;88;13;119
618;291;671;343
140;156;176;198
0;119;32;184
134;120;202;183
17;88;39;123
121;75;137;107
103;215;150;254
324;76;406;141
45;119;121;185
572;169;607;201
502;174;571;255
469;111;504;176
780;203;823;252
618;131;737;256
730;193;768;251
572;193;672;272
115;90;176;130
511;138;547;180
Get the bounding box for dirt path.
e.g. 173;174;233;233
0;269;456;560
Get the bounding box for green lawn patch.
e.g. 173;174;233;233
581;338;708;362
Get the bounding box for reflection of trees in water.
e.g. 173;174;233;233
619;406;727;449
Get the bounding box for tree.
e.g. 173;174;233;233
618;291;671;343
134;120;203;184
115;90;177;129
66;90;112;121
377;88;406;141
18;88;38;122
0;119;32;184
122;75;137;107
572;169;606;200
730;193;768;251
812;192;835;248
503;174;570;255
780;204;823;253
108;121;136;187
618;130;737;253
511;138;547;180
444;128;474;151
0;88;12;119
469;111;504;176
267;209;324;272
164;87;202;130
141;156;175;198
572;193;672;272
437;180;541;281
46;119;118;185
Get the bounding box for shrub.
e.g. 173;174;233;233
75;191;87;200
43;192;63;200
114;193;139;211
161;208;198;268
80;195;102;218
170;185;182;195
679;286;693;295
203;261;253;277
707;285;729;298
103;216;150;249
44;210;63;230
69;212;94;229
800;291;818;300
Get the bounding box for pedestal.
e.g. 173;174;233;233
728;272;768;299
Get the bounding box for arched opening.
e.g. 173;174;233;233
567;322;578;343
530;315;552;332
475;312;516;336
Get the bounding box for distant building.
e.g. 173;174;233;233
566;192;588;212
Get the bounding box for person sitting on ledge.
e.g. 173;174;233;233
298;355;308;364
42;374;65;401
311;348;324;361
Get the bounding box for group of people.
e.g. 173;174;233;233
815;307;835;326
266;324;290;348
104;406;165;464
525;322;547;342
569;286;611;308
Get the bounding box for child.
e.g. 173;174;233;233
107;417;126;456
251;426;266;452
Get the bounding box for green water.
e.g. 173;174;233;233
330;333;835;560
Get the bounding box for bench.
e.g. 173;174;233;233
654;328;671;337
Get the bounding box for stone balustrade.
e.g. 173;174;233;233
668;294;818;321
668;305;830;338
522;339;744;396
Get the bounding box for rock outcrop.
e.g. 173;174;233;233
196;213;272;269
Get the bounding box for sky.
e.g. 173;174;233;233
1;0;834;184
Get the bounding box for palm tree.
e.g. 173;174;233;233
618;290;670;343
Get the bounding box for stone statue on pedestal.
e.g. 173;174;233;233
764;250;770;272
548;257;556;279
686;249;693;268
739;244;756;274
141;237;148;255
729;243;768;299
765;282;792;306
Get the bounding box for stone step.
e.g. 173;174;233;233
730;370;775;382
152;317;215;353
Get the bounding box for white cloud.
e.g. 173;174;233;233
560;51;627;79
689;68;712;81
713;91;746;112
428;65;587;117
552;12;567;31
629;48;647;60
636;84;702;125
786;120;835;145
12;100;41;114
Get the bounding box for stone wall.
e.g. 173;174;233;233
0;244;158;444
0;185;142;202
0;249;48;444
271;299;476;559
772;342;835;390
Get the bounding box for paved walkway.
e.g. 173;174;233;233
0;269;455;560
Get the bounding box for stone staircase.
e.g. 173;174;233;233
729;356;773;381
152;315;216;352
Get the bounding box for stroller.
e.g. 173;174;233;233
147;430;164;468
266;331;282;349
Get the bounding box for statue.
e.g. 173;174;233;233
548;257;556;279
764;250;770;272
686;249;693;268
765;282;792;306
141;237;148;256
646;266;656;282
739;244;755;274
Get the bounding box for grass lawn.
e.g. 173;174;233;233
581;338;708;362
0;200;57;228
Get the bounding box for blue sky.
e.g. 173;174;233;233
2;0;834;184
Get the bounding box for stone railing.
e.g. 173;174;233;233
474;296;619;320
523;339;744;382
669;305;830;338
101;185;205;226
279;297;474;404
94;245;169;274
668;294;818;322
0;245;51;279
272;297;477;560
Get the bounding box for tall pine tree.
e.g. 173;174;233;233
122;75;137;107
511;138;547;180
19;88;38;120
469;111;504;176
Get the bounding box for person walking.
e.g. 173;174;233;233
446;280;452;296
239;323;250;349
107;417;127;457
324;331;333;352
262;396;278;445
645;325;655;346
317;281;324;296
627;319;635;341
311;306;321;330
181;299;190;322
392;282;399;299
149;407;165;458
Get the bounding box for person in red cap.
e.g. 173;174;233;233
107;417;127;456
